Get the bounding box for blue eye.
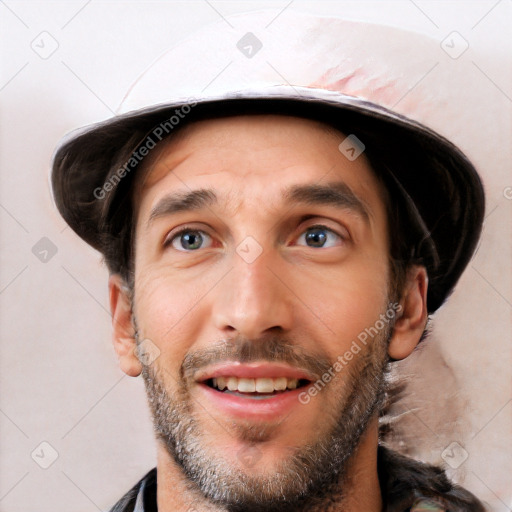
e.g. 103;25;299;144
169;230;212;251
296;226;342;248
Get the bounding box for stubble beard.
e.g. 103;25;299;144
137;323;391;512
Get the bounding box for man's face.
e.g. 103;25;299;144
130;115;395;509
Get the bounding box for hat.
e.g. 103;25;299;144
51;11;485;313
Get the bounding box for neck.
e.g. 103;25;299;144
156;417;382;512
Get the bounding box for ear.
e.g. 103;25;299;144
388;265;428;360
109;274;142;377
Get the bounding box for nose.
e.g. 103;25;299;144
211;247;294;339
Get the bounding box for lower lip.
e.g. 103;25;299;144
197;383;307;420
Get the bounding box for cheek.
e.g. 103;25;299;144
133;267;212;364
292;253;390;349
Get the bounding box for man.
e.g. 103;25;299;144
51;13;487;512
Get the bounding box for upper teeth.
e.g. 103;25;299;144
212;377;299;393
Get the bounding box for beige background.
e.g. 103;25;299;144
0;1;510;511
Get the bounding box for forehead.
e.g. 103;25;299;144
132;114;387;219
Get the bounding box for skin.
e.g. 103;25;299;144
109;115;428;511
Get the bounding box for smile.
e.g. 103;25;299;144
195;363;314;417
206;376;310;399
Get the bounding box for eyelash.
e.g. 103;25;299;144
164;223;346;251
163;226;213;251
295;224;345;248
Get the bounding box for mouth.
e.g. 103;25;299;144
194;363;315;419
203;376;312;399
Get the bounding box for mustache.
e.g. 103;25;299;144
180;335;333;382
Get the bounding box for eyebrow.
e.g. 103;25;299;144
283;182;371;222
146;181;370;227
147;188;216;227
